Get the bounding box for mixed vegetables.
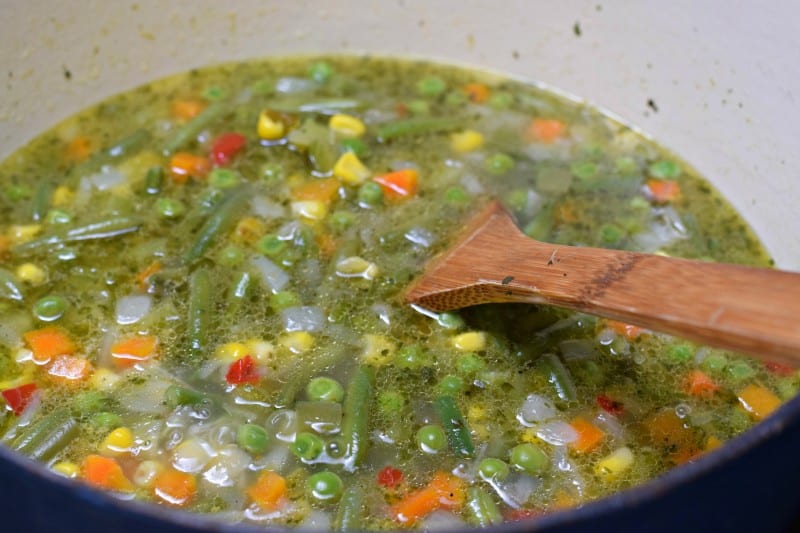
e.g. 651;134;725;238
0;56;796;529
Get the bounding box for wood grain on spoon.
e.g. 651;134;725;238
404;201;800;366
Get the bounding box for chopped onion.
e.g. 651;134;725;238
517;394;557;426
405;227;436;248
275;77;318;94
559;339;596;361
282;306;325;332
633;206;688;252
460;173;484;194
250;196;286;219
172;438;215;473
371;303;391;325
594;411;625;440
202;445;250;487
335;256;379;280
535;420;579;445
250;256;290;292
494;473;540;508
82;166;126;191
115;294;151;325
421;511;468;531
300;510;332;530
119;376;173;414
268;410;297;442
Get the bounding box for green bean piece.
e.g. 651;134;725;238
275;345;350;408
227;271;252;314
437;375;464;395
523;203;554;241
187;268;212;362
209;168;240;189
540;353;577;402
33;295;68;322
13;216;143;255
340;366;374;471
357;182;383;206
71;390;111;414
164;102;228;154
156;198;186;219
466;487;504;527
30;182;52;222
416;76;447;96
340;138;368;158
182;186;250;264
309;139;337;175
237;424;269;455
334;486;364;531
434;395;475;457
164;385;205;408
69;129;152;181
376;116;469;142
270;98;364;114
145;166;164;194
12;408;78;462
0;268;24;301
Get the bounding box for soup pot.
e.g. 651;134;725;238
1;1;799;531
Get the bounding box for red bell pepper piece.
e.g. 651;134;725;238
2;383;38;415
596;394;624;416
210;132;247;166
225;355;260;385
377;465;404;488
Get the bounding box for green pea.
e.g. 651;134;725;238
237;424;269;455
506;189;529;212
444;90;469;107
444;186;469;206
33;295;68;322
599;223;624;244
485;153;515;175
615;156;638;175
648;160;681;179
570;161;598;180
728;361;756;382
291;432;325;461
209;168;240;189
217;245;245;267
329;211;357;234
416;76;447;97
394;345;430;369
270;290;300;311
164;385;204;408
416;424;448;453
257;235;286;258
340;138;368;158
510;443;549;475
91;412;122;430
203;86;227;101
5;184;32;202
407;99;430;115
308;471;344;501
456;353;486;375
668;344;694;364
45;209;72;225
702;353;729;373
437;311;465;330
155;197;186;219
261;163;284;184
488;92;514;109
308;61;334;83
357;181;384;206
478;458;510;482
438;375;464;395
307;377;345;402
378;391;406;414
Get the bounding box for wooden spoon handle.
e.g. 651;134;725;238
405;202;800;365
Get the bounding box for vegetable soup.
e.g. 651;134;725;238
0;56;794;529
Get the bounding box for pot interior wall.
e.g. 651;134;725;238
1;0;798;266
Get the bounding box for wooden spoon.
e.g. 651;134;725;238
404;201;800;366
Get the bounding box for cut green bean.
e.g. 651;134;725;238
540;353;577;402
12;408;78;462
71;129;152;178
0;268;24;301
13;216;143;255
271;98;364;114
187;268;212;362
182;186;250;264
144;166;164;195
434;395;474;457
466;487;503;527
340;366;374;471
164;385;205;408
164;102;228;154
334;486;364;531
227;270;252;314
377;116;469;142
30;182;52;222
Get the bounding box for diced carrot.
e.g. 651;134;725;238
390;471;465;526
64;136;95;163
23;327;77;363
395;102;409;118
292;177;341;205
605;320;647;340
135;260;162;290
684;370;719;397
153;468;197;507
463;83;490;103
644;409;694;449
551;490;578;510
705;435;723;452
46;355;92;385
373;169;419;202
526;118;566;144
644;179;681;203
171;98;206;121
111;335;158;369
737;384;781;420
168;152;211;183
247;470;287;510
569;417;605;454
82;454;134;492
316;232;338;259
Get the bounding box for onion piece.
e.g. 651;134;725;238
281;306;325;332
517;394;557;426
535;420;579;445
559;339;597;361
115;294;152;325
250;256;290;292
250;196;286;219
421;511;468;531
300;510;332;530
405;227;436;247
275;77;318;94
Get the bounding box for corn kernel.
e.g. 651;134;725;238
100;427;134;455
595;446;634;479
16;263;47;285
53;461;80;478
280;331;314;354
91;367;121;391
52;186;74;207
116;150;163;182
520;428;541;444
335;256;379;280
450;129;484;153
8;224;42;244
451;331;487;352
233;216;266;244
361;334;396;366
257;110;285;140
329;114;366;138
705;435;723;452
333;152;371;185
245;339;275;364
215;342;250;363
291;200;328;221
